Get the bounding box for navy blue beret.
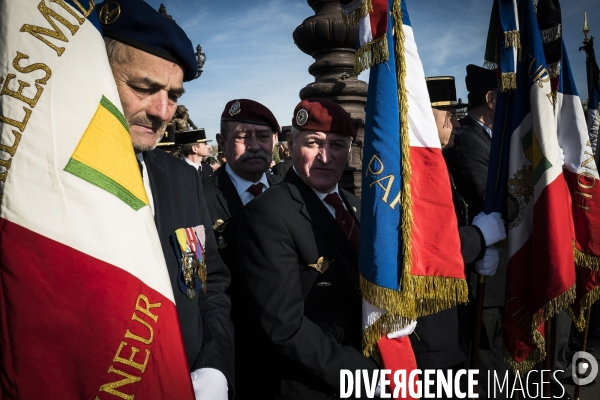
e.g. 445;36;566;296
96;0;197;82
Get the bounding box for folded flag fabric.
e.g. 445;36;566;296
483;0;575;373
342;0;466;361
0;1;193;398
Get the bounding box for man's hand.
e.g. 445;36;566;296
472;212;506;246
474;247;500;276
191;368;228;400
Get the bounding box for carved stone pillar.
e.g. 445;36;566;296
293;0;368;197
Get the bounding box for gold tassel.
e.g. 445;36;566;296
354;36;390;76
500;72;517;92
362;312;412;362
505;284;576;374
341;0;373;26
504;30;521;49
573;240;600;271
569;286;600;332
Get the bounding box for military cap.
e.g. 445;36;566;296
465;64;498;93
425;76;465;109
96;0;197;82
279;126;292;142
292;98;356;139
178;129;212;145
156;124;176;147
221;99;280;133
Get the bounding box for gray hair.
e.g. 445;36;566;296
104;37;129;65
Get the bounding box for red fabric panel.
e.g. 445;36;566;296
378;335;418;400
0;218;193;399
369;0;389;40
410;147;465;279
564;169;600;257
503;176;575;365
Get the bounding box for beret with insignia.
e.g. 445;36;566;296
465;64;498;93
96;0;197;82
292;98;357;139
220;99;280;133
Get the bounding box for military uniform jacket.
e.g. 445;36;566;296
144;149;235;395
443;116;507;307
237;170;378;399
202;165;281;398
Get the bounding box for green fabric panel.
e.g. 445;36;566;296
64;158;146;211
100;95;129;132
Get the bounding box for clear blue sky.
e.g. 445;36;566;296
145;0;600;142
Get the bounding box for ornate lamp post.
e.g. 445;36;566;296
293;0;368;196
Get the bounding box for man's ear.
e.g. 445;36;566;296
216;133;226;152
486;90;496;109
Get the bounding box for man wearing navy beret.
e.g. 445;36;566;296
96;1;234;399
202;98;282;398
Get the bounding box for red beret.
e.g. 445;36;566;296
292;98;356;139
221;99;279;133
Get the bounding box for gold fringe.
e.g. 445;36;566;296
500;72;517;92
341;0;373;26
483;60;498;70
573;240;600;271
354;35;390;76
504;284;576;374
504;30;521;49
411;276;469;316
569;285;600;332
540;24;561;44
362;312;412;362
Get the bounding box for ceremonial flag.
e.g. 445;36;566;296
484;0;575;373
581;27;600;157
0;1;193;398
342;0;466;371
557;39;600;331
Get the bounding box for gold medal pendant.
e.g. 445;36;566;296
197;260;207;295
182;251;198;300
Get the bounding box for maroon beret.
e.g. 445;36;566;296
291;98;356;139
221;99;279;133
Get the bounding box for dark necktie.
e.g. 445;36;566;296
323;192;360;253
137;158;144;177
246;182;264;198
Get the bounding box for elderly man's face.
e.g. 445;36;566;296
289;130;352;193
433;108;460;149
217;122;275;181
110;44;184;152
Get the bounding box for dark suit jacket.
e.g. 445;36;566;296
200;161;213;179
443;116;506;308
271;158;293;177
237;169;378;399
144;149;235;396
202;165;281;398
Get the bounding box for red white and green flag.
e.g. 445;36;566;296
0;1;193;398
484;0;575;373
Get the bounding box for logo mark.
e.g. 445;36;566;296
572;351;598;385
99;2;121;25
229;101;241;116
296;109;308;126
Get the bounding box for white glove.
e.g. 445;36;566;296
386;320;417;339
559;147;565;166
472;212;506;246
474;247;500;276
191;368;228;400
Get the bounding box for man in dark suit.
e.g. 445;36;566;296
179;128;213;179
237;99;399;399
202;99;281;398
98;1;234;399
272;126;293;177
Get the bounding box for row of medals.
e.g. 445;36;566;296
183;251;207;299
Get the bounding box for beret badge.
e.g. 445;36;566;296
99;1;121;25
296;109;308;126
229;101;241;116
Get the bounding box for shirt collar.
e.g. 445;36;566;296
184;157;200;169
468;116;492;138
225;163;269;197
291;166;339;200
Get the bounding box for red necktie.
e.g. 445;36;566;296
246;182;264;198
323;193;359;253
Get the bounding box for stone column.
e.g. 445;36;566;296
293;0;368;197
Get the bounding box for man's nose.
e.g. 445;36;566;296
318;145;331;163
245;134;261;151
147;91;172;123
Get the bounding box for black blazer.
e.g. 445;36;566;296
144;149;235;395
271;158;293;177
237;169;377;399
202;165;281;398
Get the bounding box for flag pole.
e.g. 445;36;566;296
469;274;486;399
544;319;552;398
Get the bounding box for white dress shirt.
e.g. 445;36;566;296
136;153;155;216
184;157;201;170
225;163;270;205
292;167;344;218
